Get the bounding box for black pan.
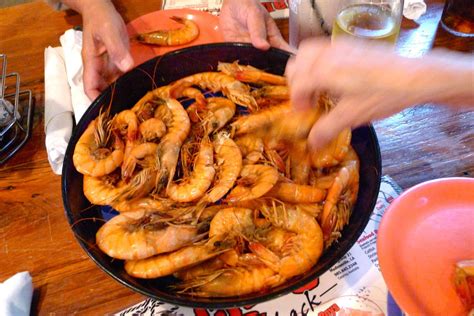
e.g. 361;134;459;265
62;43;381;309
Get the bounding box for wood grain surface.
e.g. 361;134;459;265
0;0;472;314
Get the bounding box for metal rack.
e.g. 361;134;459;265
0;54;33;164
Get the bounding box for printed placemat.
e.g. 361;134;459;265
162;0;290;18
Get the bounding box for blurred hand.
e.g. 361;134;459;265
80;1;134;100
285;37;473;149
220;0;292;52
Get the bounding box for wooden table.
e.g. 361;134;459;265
0;0;472;314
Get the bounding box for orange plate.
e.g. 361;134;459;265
127;9;224;66
378;177;474;315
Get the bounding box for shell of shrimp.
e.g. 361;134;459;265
208;207;255;237
202;97;236;133
172;72;258;111
167;137;216;203
121;142;160;187
136;16;199;46
111;196;175;213
124;235;232;279
156;98;191;191
250;203;324;280
200;134;242;204
96;211;202;260
177;266;280;297
139;118;167;142
83;174;128;206
234;134;264;165
310;128;352;168
252;85;290;108
319;159;360;247
73;119;124;177
112;110;142;179
265;181;326;204
217;61;286;86
224;164;279;203
263;107;322;143
230;101;291;136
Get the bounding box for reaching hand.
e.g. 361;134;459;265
79;1;134;100
285;37;473;149
220;0;291;52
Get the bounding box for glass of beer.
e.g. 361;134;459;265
331;0;404;44
440;0;474;37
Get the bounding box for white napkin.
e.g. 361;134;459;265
403;0;427;20
0;272;33;316
44;46;74;175
59;29;91;123
44;29;91;175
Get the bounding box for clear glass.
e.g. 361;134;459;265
440;0;474;37
331;0;404;44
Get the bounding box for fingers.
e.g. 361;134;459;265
264;15;291;51
246;8;271;50
308;98;354;150
100;21;134;73
307;92;407;150
82;46;108;100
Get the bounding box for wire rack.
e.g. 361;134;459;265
0;54;33;164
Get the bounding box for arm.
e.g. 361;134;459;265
285;37;474;149
219;0;292;51
58;0;134;100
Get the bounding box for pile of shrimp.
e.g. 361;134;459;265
73;61;360;297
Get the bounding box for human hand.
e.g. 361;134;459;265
220;0;292;52
285;37;473;149
79;1;134;100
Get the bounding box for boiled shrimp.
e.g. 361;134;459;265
176;266;280;297
250;203;324;280
167;137;215;203
139;118;166;142
224;164;279;203
171;72;258;110
234;134;264;165
121;142;159;183
203;97;236;133
230;101;290;136
156;98;191;191
136;16;199;46
265;181;326;204
73;117;124;177
96;210;204;260
124;235;233;279
310;128;352;168
199;134;242;204
111;196;175;213
83;173;127;206
217;61;286;86
320;160;359;247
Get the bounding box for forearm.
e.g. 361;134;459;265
419;49;474;107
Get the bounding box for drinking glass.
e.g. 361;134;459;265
440;0;474;37
331;0;404;44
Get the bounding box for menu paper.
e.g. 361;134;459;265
162;0;290;18
117;175;403;316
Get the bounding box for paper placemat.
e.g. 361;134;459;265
163;0;290;18
116;175;402;316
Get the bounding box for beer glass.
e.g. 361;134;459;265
440;0;474;37
331;0;404;44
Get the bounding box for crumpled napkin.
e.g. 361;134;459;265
403;0;427;20
0;272;33;316
44;29;91;175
